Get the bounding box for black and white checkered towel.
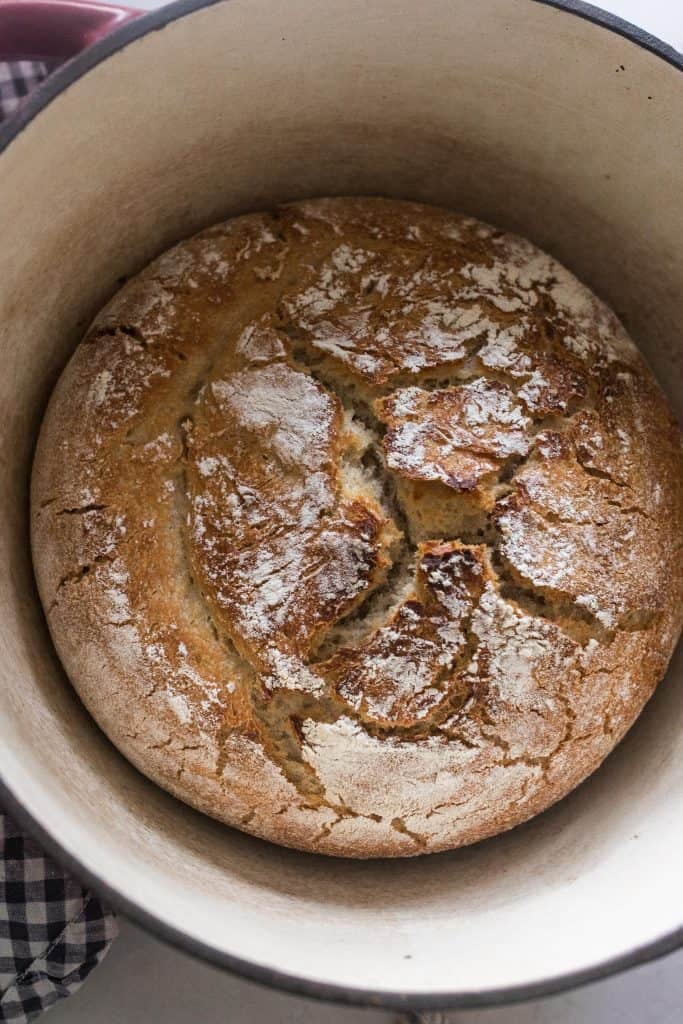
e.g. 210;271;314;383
1;63;119;1024
0;814;118;1023
0;61;48;121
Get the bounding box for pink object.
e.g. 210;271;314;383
0;0;141;62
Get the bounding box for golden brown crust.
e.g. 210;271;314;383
31;198;683;857
377;379;532;492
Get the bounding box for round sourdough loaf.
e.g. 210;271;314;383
31;198;683;857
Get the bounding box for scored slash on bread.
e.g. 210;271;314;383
31;198;683;857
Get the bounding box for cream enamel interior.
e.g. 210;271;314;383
0;0;681;1002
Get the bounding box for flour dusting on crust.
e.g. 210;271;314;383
31;197;683;858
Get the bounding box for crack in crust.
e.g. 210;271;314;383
32;197;683;856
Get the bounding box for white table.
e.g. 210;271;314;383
46;917;683;1024
47;1;682;1020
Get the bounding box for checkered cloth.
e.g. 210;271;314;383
0;62;48;121
0;63;119;1024
0;814;118;1023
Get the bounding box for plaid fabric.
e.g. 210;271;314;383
0;813;118;1023
1;68;118;1024
0;62;48;122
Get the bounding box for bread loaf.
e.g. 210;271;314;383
31;198;683;857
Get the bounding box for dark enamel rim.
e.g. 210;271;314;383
0;0;681;1010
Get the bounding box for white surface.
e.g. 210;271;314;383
45;918;683;1023
595;0;683;50
130;0;683;48
29;0;683;1021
